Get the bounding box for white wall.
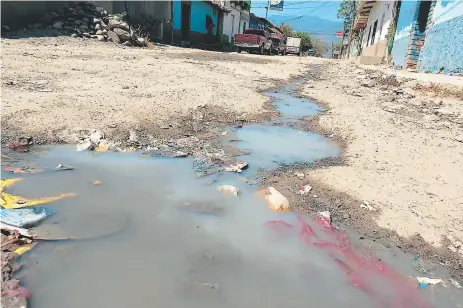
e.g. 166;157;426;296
361;1;394;48
223;4;243;42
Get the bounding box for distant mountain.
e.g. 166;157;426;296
269;15;343;46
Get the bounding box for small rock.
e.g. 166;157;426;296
113;27;131;41
122;40;133;47
76;140;93;151
102;29;108;34
106;30;120;43
402;87;415;98
122;85;129;89
96;30;103;35
313;194;319;198
79;24;88;31
217;185;240;197
361;79;376;88
96;35;105;41
360;200;376;211
95;23;101;30
93;18;101;24
136;37;146;46
89;130;104;144
82;32;91;38
113;15;121;21
53;21;63;29
82;17;89;23
128;130;138;143
297;184;312;195
423;114;440;122
436;108;453;116
95;6;105;13
90;35;98;39
221;131;228;136
224;161;248;173
294;172;304;179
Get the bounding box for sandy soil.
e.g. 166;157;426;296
1;36;308;143
291;60;463;270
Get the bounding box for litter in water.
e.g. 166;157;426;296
261;187;290;212
411;256;436;273
449;278;462;289
1;191;76;209
224;161;248;173
93;180;102;185
217;185;240;197
14;242;38;256
417;277;443;288
0;206;55;228
297;184;313;195
3;166;44;174
54;164;75;171
1;178;23;191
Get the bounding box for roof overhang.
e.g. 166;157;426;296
354;0;376;30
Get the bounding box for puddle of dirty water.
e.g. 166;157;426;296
3;82;462;308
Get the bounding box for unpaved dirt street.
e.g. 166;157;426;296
1;36;307;143
2;37;463;277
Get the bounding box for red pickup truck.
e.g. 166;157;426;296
234;29;273;55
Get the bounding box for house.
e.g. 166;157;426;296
222;1;251;44
351;0;396;64
392;0;463;74
172;0;230;47
350;0;462;75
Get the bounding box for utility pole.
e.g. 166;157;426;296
265;0;270;18
346;0;357;58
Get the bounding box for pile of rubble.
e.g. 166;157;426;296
17;1;146;47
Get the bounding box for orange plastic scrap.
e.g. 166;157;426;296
3;166;44;174
95;145;109;152
1;192;77;209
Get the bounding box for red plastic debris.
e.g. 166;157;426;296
1;280;31;298
7;137;32;153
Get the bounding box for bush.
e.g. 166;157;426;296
294;31;313;52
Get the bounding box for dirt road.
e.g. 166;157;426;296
1;36;307;143
2;37;463;276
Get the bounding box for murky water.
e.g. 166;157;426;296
3;83;462;308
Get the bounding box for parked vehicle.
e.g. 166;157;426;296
234;29;272;55
270;37;286;55
286;37;301;56
307;49;316;56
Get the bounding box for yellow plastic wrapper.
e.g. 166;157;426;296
1;178;76;209
15;243;38;256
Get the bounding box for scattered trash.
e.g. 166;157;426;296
7;137;32;152
449;278;462;289
1;191;76;209
294;172;305;179
261;187;290;212
14;242;38;256
3;166;44;174
224;161;248;173
1;207;55;228
313;194;318;198
54;164;75;171
93;180;101;185
76;140;93;151
297;184;313;195
417;277;443;288
318;211;331;225
1;178;23;191
221;131;228;136
95;145;110;152
360;200;376;211
1;280;31;298
217;185;240;197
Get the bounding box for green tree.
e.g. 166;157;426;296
279;23;294;37
337;0;356;30
294;31;312;51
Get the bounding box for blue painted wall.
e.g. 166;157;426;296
418;0;463;74
392;0;419;68
172;1;218;35
173;0;181;30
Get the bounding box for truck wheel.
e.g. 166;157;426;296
236;47;242;53
259;45;264;55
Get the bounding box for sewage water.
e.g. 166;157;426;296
3;84;462;308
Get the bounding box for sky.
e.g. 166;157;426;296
250;0;343;23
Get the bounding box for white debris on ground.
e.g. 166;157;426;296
360;200;376;212
262;187;290;212
297;184;313;195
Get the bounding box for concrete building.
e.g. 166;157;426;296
222;1;250;45
352;0;395;65
392;0;463;74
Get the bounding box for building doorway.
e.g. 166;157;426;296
181;1;191;41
